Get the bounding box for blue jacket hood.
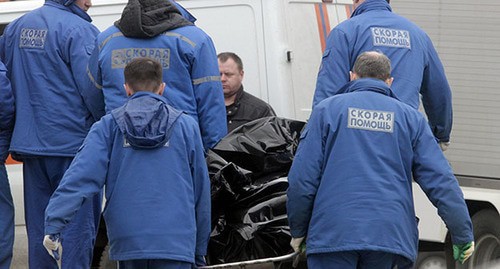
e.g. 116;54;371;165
337;78;400;100
111;92;182;149
45;0;92;22
351;0;392;17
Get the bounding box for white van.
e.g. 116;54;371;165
2;1;500;269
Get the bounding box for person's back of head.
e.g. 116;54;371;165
351;51;392;85
124;57;165;96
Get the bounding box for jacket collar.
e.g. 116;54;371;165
338;78;399;100
129;91;168;103
351;0;392;18
45;1;92;22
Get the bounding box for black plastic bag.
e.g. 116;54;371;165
207;117;306;265
208;194;292;264
211;117;305;180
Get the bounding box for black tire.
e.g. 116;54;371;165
414;251;446;269
98;243;117;269
445;209;500;269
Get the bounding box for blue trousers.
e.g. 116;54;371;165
0;164;14;269
118;259;192;269
307;251;413;269
23;157;102;269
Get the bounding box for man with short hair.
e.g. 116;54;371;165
313;0;453;151
0;0;104;267
218;52;275;132
287;51;474;269
44;57;211;269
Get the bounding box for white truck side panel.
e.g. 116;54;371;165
285;0;351;120
392;0;500;244
392;0;500;179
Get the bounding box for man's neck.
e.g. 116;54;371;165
225;95;237;106
224;85;243;106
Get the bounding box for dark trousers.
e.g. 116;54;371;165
308;251;413;269
118;259;192;269
0;164;14;269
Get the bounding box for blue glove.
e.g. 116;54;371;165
453;241;475;264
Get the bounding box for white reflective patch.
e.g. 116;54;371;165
111;48;170;69
371;27;411;49
19;28;48;49
348;107;394;133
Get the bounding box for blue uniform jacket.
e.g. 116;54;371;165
288;79;473;262
87;1;226;151
312;0;452;142
45;92;211;262
0;61;15;162
0;1;103;157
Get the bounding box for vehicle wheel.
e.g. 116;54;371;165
98;243;117;269
415;251;446;269
445;209;500;269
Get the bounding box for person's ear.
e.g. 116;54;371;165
386;77;394;87
350;71;358;81
157;82;166;96
124;83;133;96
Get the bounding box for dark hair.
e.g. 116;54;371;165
124;57;162;93
352;51;391;81
217;52;244;71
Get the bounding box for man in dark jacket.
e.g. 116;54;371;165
0;0;103;267
44;58;211;268
87;0;227;151
218;52;275;132
312;0;453;151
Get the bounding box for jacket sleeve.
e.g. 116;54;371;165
420;35;453;142
0;62;15;131
0;62;14;163
44;118;112;235
188;119;211;256
286;107;326;238
312;28;351;108
191;34;227;150
67;25;106;122
412;117;473;244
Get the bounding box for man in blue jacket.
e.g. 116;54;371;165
0;0;104;267
0;60;15;269
287;51;474;269
87;0;227;151
43;57;211;269
312;0;452;150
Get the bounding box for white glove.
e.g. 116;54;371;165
43;234;62;262
290;237;305;253
439;141;450;151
